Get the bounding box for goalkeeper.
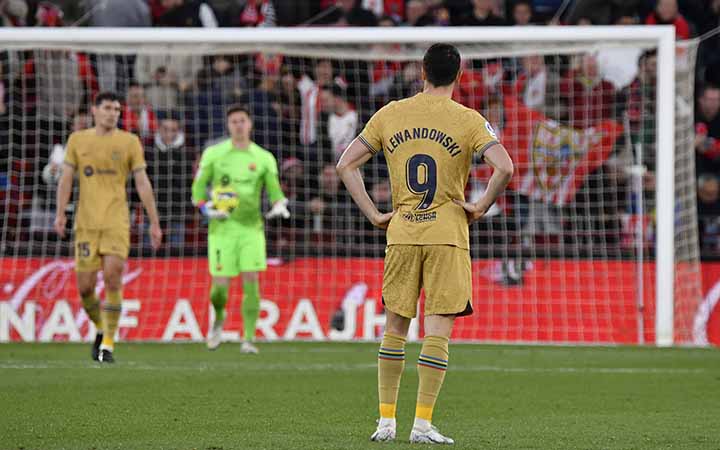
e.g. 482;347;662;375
191;105;289;354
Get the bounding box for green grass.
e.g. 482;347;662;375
1;343;719;450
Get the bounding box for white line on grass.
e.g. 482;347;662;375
0;361;711;374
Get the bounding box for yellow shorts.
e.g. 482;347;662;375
74;228;129;272
382;244;473;319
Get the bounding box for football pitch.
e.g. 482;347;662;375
1;343;719;450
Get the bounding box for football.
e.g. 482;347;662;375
211;186;239;213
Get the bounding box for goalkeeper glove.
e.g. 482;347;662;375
265;198;290;219
198;201;229;220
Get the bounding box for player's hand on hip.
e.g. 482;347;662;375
265;198;290;219
371;210;396;229
199;202;229;220
54;213;67;238
453;199;489;225
150;223;163;250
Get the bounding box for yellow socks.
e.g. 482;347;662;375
415;335;449;423
378;332;407;420
101;290;122;350
80;293;103;331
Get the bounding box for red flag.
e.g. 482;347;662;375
501;97;623;206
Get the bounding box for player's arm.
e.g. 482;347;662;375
54;162;74;238
454;143;514;223
263;154;290;220
54;134;77;238
191;150;228;220
134;168;162;249
336;138;395;229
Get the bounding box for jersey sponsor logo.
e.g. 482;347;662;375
96;168;118;175
387;128;461;157
485;122;498;140
83;165;94;177
401;211;437;223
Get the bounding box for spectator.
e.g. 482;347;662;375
194;54;245;142
510;55;563;118
388;61;423;101
279;156;308;232
565;0;641;26
328;84;358;159
87;0;151;92
33;110;92;234
645;0;691;40
156;0;218;27
623;50;657;150
456;0;506;26
697;173;720;256
122;83;158;140
695;84;720;174
1;0;27;26
452;59;503;112
88;0;151;26
277;66;301;151
363;0;405;21
222;0;276;27
34;1;63;27
24;50;92;130
560;53;616;128
134;53;202;108
146;111;192;249
508;0;534;25
368;23;403;101
403;0;433;26
245;56;281;150
298;59;335;146
612;6;640;25
686;0;720;83
42;110;92;187
321;0;378;26
307;163;353;248
596;12;644;90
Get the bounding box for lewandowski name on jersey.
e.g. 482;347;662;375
387;127;462;157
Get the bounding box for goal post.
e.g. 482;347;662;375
0;26;698;346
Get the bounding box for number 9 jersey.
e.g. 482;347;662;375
358;92;499;250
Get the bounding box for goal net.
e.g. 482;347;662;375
0;27;703;345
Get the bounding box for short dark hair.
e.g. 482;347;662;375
157;109;182;123
331;83;347;101
638;49;657;65
94;91;121;106
226;104;251;119
422;43;461;87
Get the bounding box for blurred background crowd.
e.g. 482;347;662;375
0;0;718;274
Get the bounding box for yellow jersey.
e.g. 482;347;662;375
358;92;499;250
64;128;146;230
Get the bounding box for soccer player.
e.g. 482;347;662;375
54;91;163;364
336;44;514;444
192;105;289;354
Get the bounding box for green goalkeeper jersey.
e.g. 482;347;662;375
191;139;285;235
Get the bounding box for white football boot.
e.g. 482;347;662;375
206;318;224;350
240;341;259;354
370;418;396;442
409;420;454;445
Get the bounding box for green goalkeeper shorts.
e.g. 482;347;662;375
208;230;267;277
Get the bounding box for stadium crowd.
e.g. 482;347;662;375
0;0;719;268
